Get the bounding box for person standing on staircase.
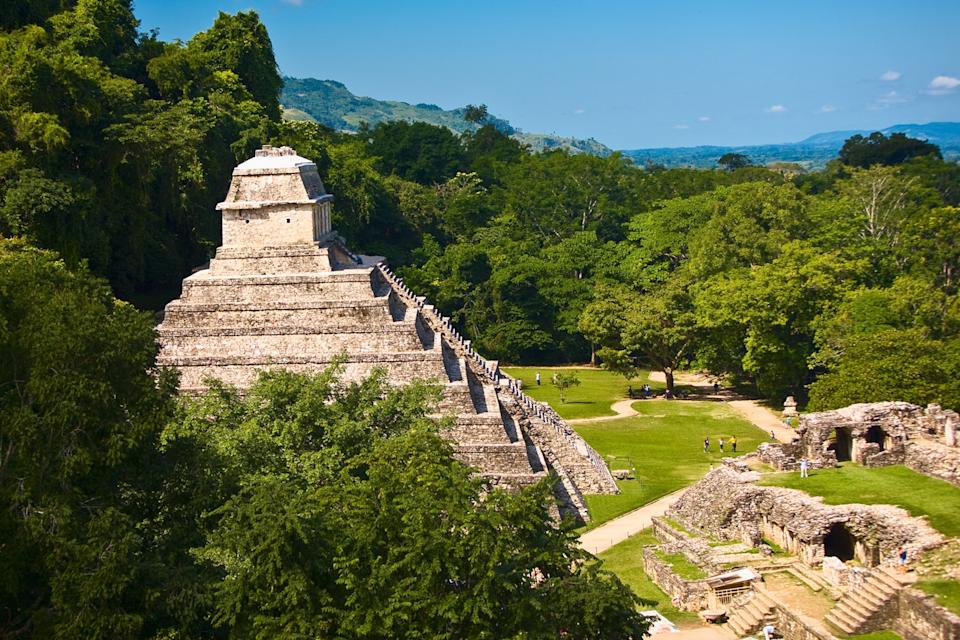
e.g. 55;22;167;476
763;623;777;640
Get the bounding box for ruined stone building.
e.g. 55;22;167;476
157;146;617;521
757;401;960;487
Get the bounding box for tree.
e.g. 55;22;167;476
367;121;467;185
462;103;488;124
172;367;650;639
0;239;180;638
839;131;941;168
621;278;699;394
551;371;581;403
717;152;752;170
808;329;960;411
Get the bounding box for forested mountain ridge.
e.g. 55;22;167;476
622;121;960;169
281;76;614;156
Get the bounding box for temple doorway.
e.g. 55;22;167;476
866;425;886;451
824;523;856;562
830;428;853;462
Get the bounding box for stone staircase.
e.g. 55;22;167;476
824;567;902;635
724;588;777;637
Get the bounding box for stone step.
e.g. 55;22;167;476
824;610;859;634
159;330;428;360
168;354;451;391
786;566;823;592
455;443;541;474
160;303;397;329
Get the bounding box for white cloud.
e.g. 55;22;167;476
697;116;711;122
869;90;910;110
674;124;690;130
766;104;787;113
281;0;304;5
820;104;837;113
573;108;586;115
927;75;960;95
880;70;901;82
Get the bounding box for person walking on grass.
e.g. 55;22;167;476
799;457;809;478
535;371;541;386
719;437;725;452
730;435;737;452
703;437;710;453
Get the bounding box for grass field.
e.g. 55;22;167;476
759;465;960;537
917;580;960;616
575;400;771;527
848;631;903;640
500;366;652;420
597;529;699;624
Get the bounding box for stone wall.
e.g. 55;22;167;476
796;402;958;471
892;588;960;640
640;545;711;612
769;605;835;640
668;467;943;567
904;442;960;487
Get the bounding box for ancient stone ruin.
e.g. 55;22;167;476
157;146;617;521
643;465;959;639
757;401;960;486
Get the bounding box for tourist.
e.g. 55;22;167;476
731;435;737;452
535;371;541;386
713;381;720;393
703;437;710;453
897;546;908;574
770;430;776;441
719;437;725;452
799;457;809;478
763;623;777;640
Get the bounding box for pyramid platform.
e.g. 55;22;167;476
157;146;617;521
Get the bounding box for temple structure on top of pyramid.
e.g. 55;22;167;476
157;145;617;520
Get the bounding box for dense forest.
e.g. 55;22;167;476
2;0;960;636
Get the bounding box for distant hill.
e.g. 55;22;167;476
281;77;613;156
622;122;960;169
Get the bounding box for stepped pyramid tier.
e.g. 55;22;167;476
157;145;618;521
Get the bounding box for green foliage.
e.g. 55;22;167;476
169;367;650;639
717;151;752;170
0;4;280;306
839;131;942;168
551;371;581;403
0;239;179;638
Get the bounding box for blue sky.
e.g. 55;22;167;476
134;0;960;149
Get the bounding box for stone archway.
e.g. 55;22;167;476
865;425;886;451
824;522;856;562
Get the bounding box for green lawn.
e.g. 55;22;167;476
501;366;651;420
597;529;699;624
849;632;903;640
759;465;960;537
917;580;960;616
576;400;770;527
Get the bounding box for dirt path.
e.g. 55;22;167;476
579;490;686;555
567;399;639;424
726;399;796;444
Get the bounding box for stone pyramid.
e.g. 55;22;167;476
157;145;617;520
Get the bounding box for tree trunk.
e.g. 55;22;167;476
590;343;596;366
664;368;675;394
